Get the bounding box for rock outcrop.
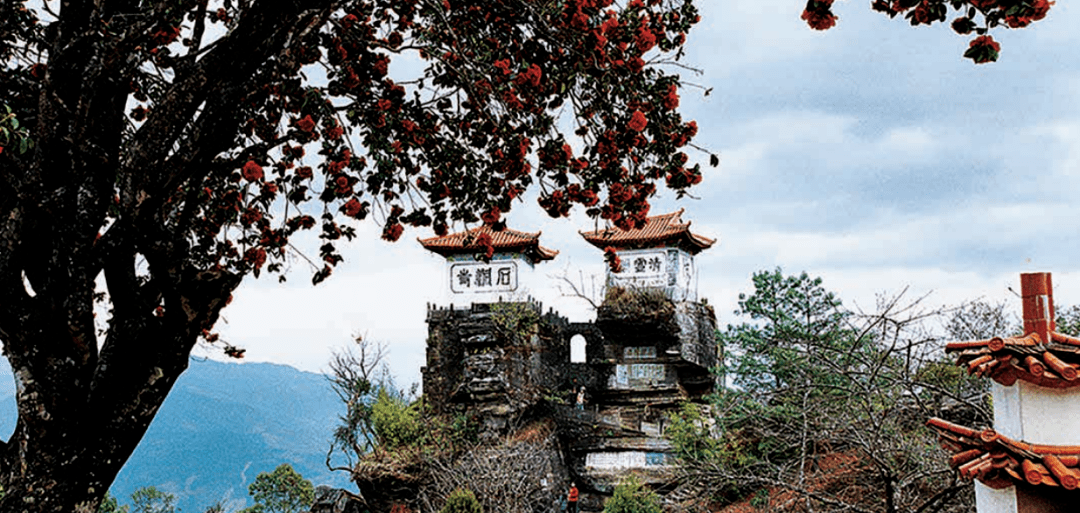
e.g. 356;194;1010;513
349;291;718;512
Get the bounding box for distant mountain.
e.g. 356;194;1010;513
0;358;353;512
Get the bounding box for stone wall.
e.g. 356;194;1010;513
357;294;720;512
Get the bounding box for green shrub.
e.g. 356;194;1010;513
601;286;673;319
664;402;723;462
372;388;426;449
441;489;482;513
490;301;539;342
603;478;661;513
240;463;315;513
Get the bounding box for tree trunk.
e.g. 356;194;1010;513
0;259;239;512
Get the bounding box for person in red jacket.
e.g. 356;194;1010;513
568;482;579;513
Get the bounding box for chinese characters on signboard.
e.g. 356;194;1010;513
612;363;666;387
608;249;680;288
623;346;657;360
585;451;670;469
607;248;698;300
449;261;518;294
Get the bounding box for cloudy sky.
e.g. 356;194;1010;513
202;1;1080;388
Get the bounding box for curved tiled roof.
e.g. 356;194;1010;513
578;209;716;255
927;417;1080;490
945;331;1080;388
417;225;558;263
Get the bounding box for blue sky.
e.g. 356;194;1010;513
203;1;1080;387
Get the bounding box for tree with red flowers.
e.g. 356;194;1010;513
801;0;1052;64
0;0;704;510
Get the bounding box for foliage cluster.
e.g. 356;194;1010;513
93;487;176;513
600;285;674;319
372;388;428;450
328;336;481;479
239;463;315;513
0;103;31;155
602;478;662;513
489;301;541;343
803;0;1053;63
671;269;990;513
130;486;177;513
0;0;707;507
663;402;723;463
440;489;483;513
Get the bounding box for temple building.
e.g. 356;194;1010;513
418;224;558;304
928;272;1080;513
573;211;718;498
579;208;715;301
411;212;720;512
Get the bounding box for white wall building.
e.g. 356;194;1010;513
418;225;558;305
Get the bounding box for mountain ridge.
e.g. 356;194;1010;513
0;357;352;512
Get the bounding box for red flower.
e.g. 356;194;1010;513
377;99;393;111
296;115;316;133
131;106;149;121
342;197;364;218
387;31;403;48
685;120;698;137
240;208;263;226
372;56;389;77
342;13;358;29
401;119;418;132
244;247;267;270
296;166;313;179
325;125;344;139
481;207;501;225
29;63;46;80
382;222;404;242
636;27;656;53
292;215;316;229
628;110;648;132
152;26;181;46
474;232;494;260
951;17;975;34
603;246;623;273
515;64;542;88
494;59;512;75
965;35;1000;64
1004;0;1053;27
662;84;679;111
801;4;837;31
241;161;264;182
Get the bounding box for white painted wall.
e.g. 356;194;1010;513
606;248;698;301
439;252;550;305
975;482;1017;513
1014;380;1080;445
991;379;1080;446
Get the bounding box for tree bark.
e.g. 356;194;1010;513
0;1;326;509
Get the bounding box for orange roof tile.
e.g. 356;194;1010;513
927;417;1080;490
417;225;558;263
945;331;1080;388
578;209;716;255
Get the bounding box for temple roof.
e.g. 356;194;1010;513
417;225;558;264
578;209;716;255
928;417;1080;490
945;331;1080;388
